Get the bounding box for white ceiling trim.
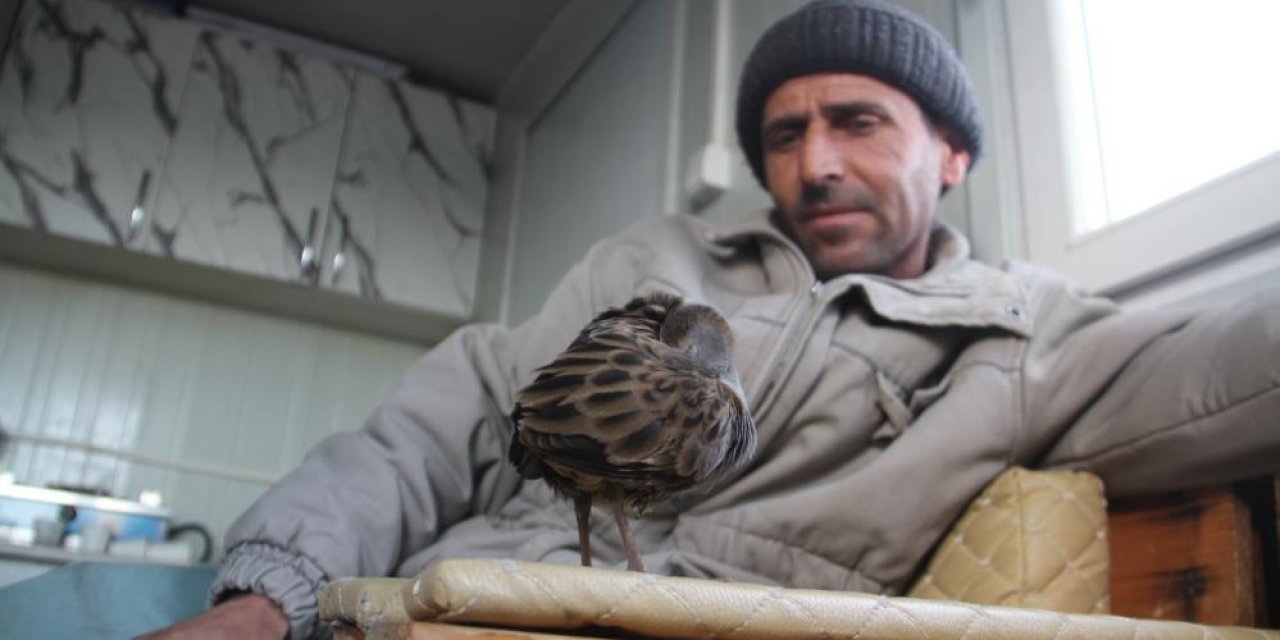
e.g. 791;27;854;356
495;0;638;121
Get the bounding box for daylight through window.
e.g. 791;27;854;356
1067;0;1280;234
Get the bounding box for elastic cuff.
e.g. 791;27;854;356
211;542;330;639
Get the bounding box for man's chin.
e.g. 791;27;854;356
807;243;887;279
812;255;878;279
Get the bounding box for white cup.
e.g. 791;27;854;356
80;523;113;554
145;540;198;564
108;538;148;559
33;518;65;547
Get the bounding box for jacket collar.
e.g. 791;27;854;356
691;209;1033;337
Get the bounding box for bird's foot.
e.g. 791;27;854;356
626;551;647;573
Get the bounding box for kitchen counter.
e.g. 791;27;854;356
0;559;217;636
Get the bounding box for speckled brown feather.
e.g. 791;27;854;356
509;293;756;529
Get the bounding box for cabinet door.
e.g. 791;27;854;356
147;28;352;283
320;74;494;318
0;0;198;249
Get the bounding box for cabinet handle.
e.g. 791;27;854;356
127;170;152;244
129;206;146;233
299;207;325;284
331;250;346;280
299;245;317;276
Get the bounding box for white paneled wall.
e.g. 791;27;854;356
0;261;424;555
506;0;672;324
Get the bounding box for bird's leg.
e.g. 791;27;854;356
612;502;646;572
574;495;592;567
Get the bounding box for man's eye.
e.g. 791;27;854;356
765;130;800;150
841;116;879;133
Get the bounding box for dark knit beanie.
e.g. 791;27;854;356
736;0;984;187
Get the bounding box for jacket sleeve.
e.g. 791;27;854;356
208;229;655;639
1017;278;1280;497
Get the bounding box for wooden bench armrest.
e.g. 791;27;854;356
1108;475;1279;627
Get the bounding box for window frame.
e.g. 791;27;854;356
962;0;1280;304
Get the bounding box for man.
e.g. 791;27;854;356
146;0;1280;637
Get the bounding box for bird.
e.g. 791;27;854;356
508;293;757;572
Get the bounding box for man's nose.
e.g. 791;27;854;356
800;131;844;184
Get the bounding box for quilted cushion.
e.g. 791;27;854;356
320;559;1280;639
906;467;1110;613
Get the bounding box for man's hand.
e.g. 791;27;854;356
134;592;289;640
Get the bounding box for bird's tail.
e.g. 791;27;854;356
508;404;546;479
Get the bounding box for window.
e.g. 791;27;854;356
1069;0;1280;232
994;0;1280;300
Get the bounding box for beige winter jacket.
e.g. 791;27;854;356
214;212;1280;639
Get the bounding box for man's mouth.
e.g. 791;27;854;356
802;206;874;223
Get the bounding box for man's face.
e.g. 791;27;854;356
761;73;971;280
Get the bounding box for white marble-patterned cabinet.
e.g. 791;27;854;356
0;0;198;249
146;28;353;283
0;0;495;320
323;74;493;317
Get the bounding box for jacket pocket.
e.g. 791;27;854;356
872;371;952;443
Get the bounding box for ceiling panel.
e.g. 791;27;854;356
183;0;569;102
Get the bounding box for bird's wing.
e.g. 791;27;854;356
665;373;756;483
513;319;744;491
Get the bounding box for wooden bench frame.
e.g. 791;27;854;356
1108;476;1279;627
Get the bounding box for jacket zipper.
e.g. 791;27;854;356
753;277;859;422
726;224;853;422
755;282;824;413
746;226;858;421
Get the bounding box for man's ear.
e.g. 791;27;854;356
939;128;972;188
